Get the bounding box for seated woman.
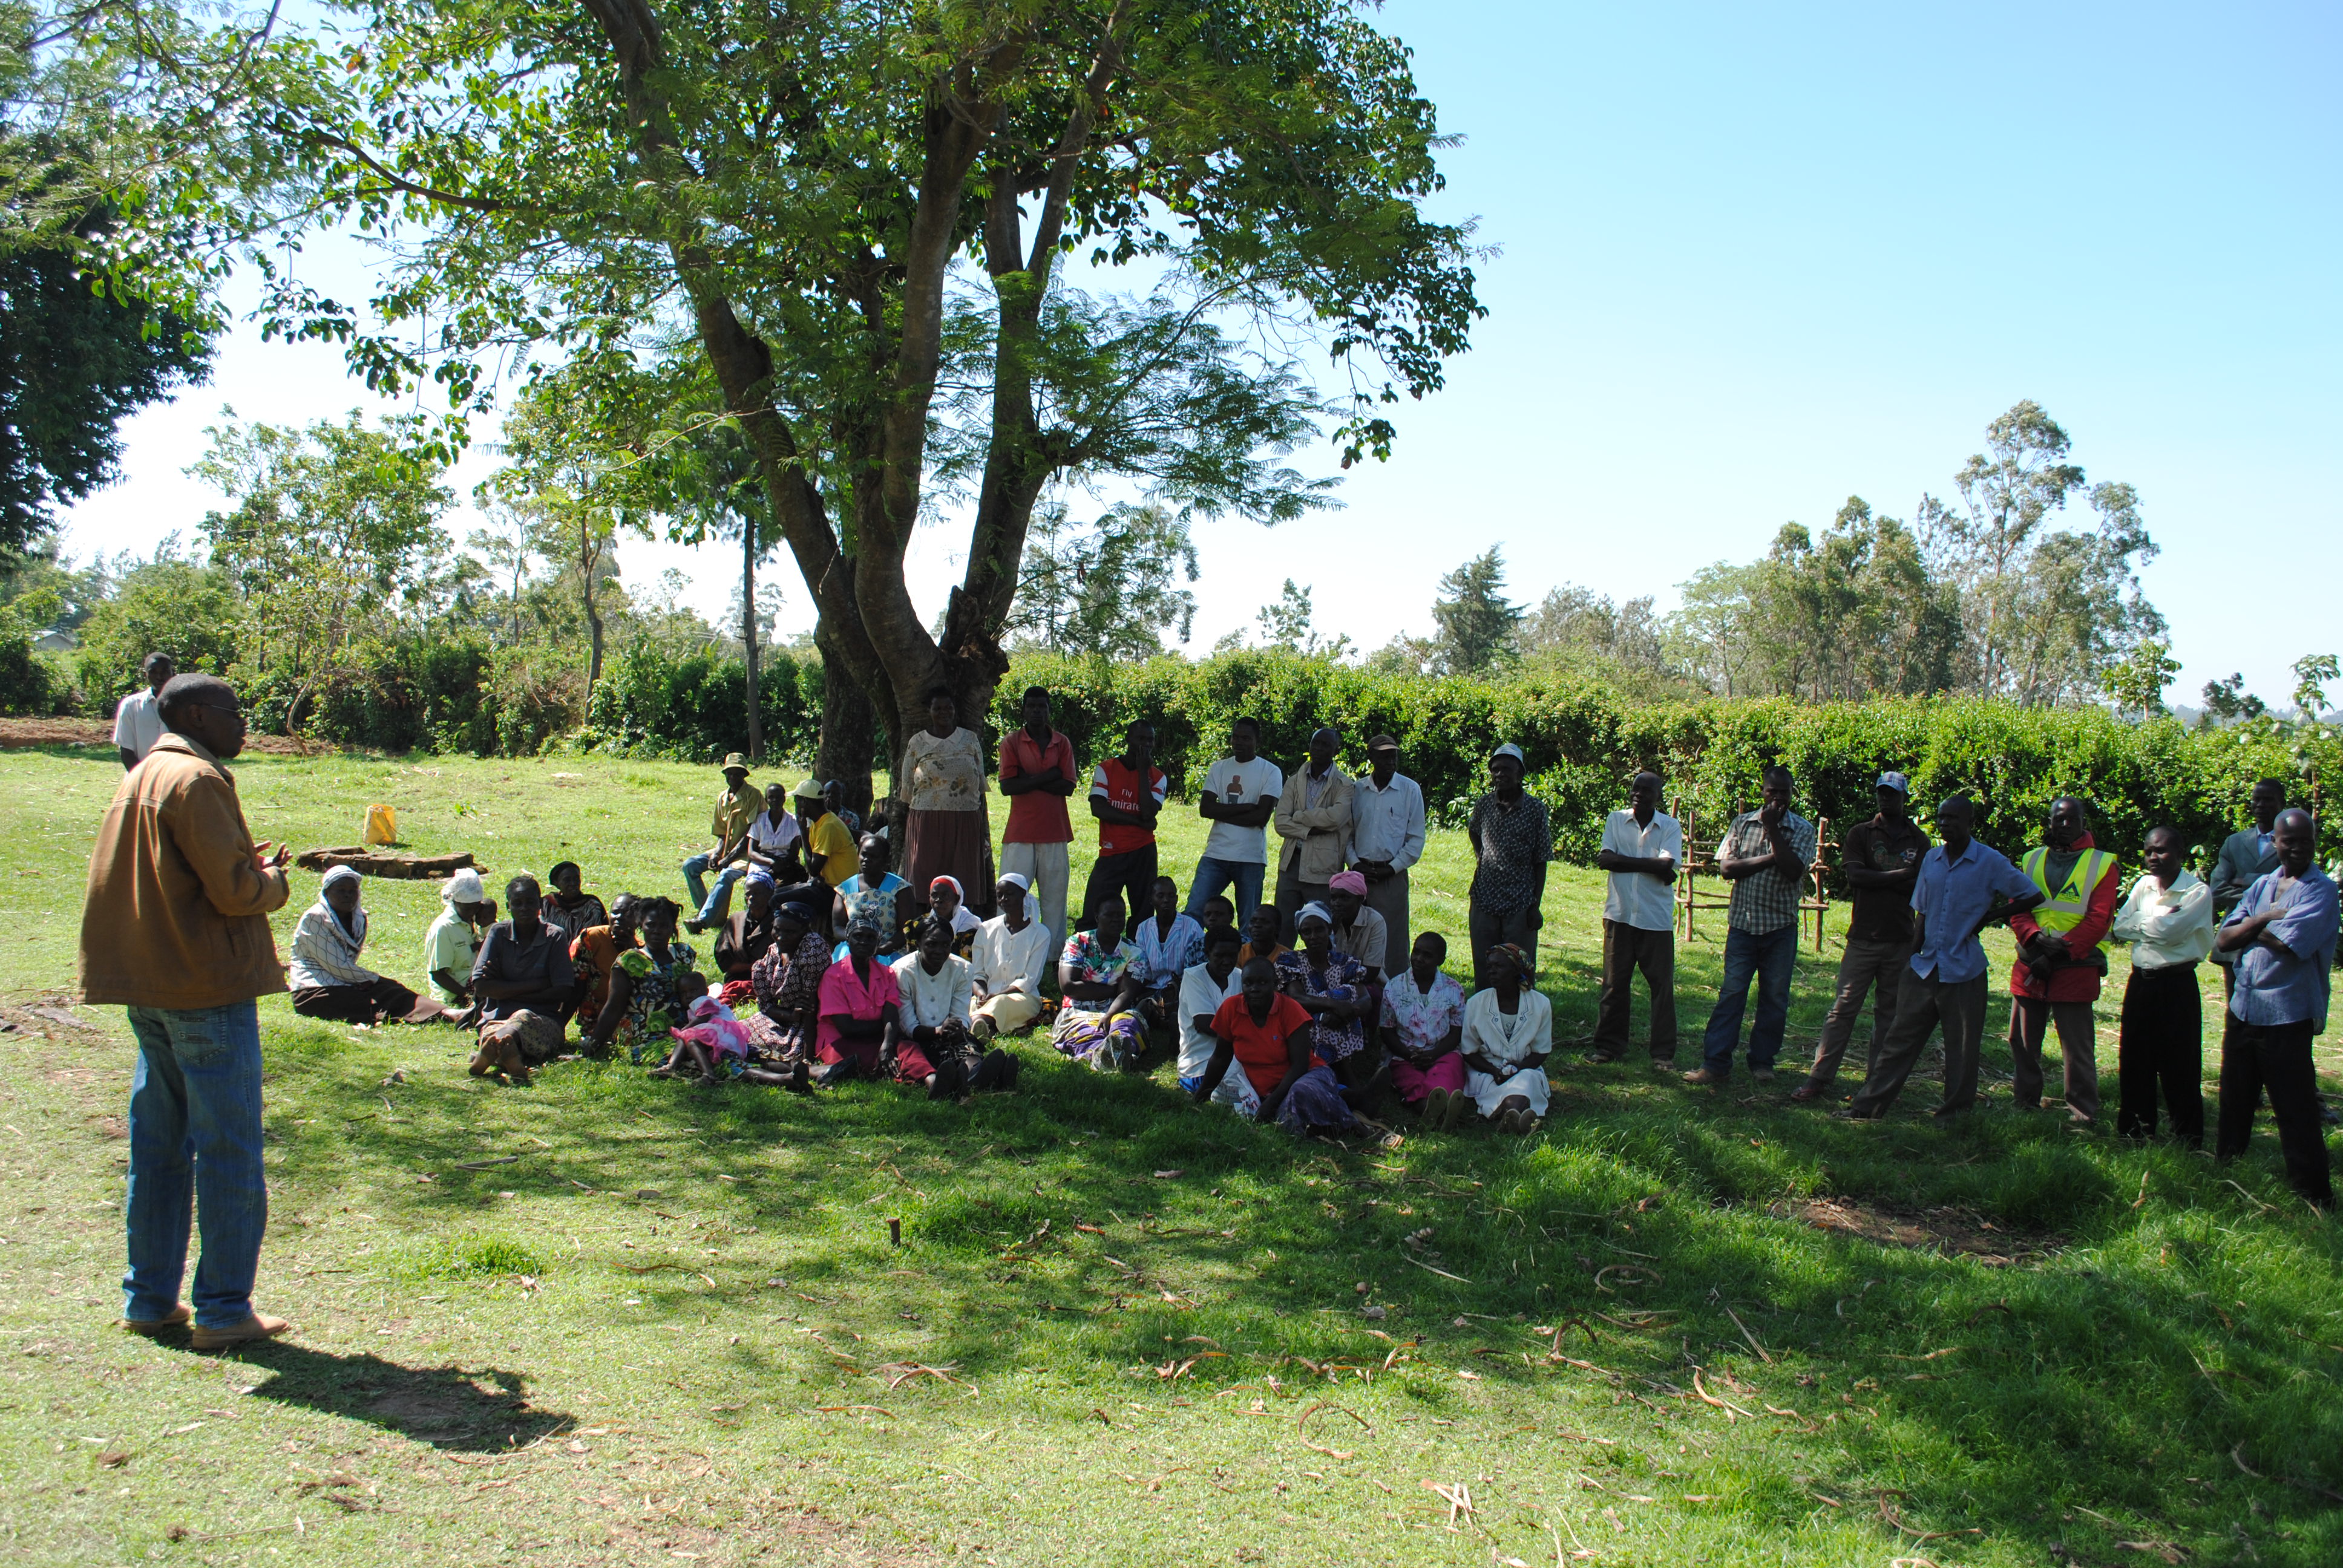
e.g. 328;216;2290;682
1190;956;1357;1136
467;874;580;1077
743;899;829;1064
926;875;981;956
1461;943;1552;1135
971;874;1053;1040
289;866;456;1025
1324;870;1389;984
566;892;640;1030
1275;904;1376;1088
543;860;609;939
813;919;901;1087
1052;894;1145;1071
582;897;700;1065
1132;875;1206;1032
892;917;1019;1100
832;834;913;961
1379;931;1467;1126
712;869;781;982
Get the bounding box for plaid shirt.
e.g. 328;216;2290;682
1723;811;1817;933
1467;791;1553;917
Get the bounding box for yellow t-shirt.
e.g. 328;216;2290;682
807;812;860;888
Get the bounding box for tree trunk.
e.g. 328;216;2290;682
580;518;606;690
813;616;877;822
742;526;762;763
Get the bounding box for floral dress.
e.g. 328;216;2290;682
614;939;699;1064
1274;946;1374;1062
835;874;910;956
1051;930;1145;1068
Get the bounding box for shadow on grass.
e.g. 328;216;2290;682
215;1341;574;1451
276;1013;2343;1560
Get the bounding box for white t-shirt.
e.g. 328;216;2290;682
1199;755;1286;864
1600;808;1683;932
112;688;168;761
749;810;802;859
1176;960;1243;1079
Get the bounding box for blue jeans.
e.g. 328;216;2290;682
683;852;744;924
1184;856;1265;929
1702;924;1797;1078
123;1002;267;1328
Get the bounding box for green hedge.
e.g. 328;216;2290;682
577;640;819;764
992;650;2331;873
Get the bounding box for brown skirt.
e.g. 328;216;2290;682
902;808;992;914
292;977;437;1025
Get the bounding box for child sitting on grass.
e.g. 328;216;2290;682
656;973;810;1088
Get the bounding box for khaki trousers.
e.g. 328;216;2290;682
1593;920;1676;1060
1847;972;1990;1119
1805;935;1912;1086
2008;996;2100;1122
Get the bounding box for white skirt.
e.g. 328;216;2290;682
1463;1065;1549;1118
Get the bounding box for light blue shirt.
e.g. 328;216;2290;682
1133;910;1206;991
1906;838;2037;984
1349;772;1426;874
2225;866;2339;1031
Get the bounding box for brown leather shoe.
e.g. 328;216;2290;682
122;1303;192;1335
1681;1067;1727;1086
1788;1082;1827;1103
190;1312;290;1351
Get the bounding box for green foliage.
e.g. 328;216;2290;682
1427;544;1522;676
70;552;243;708
995;648;2310;870
404;1234;549;1281
578;640;818;763
1004;502;1198;659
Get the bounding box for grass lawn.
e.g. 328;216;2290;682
2;743;2340;1567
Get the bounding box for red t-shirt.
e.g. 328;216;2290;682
1090;757;1168;857
999;727;1076;845
1210;992;1323;1094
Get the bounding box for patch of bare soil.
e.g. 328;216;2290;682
0;716;338;754
1797;1196;2063;1266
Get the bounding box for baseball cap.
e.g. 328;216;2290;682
1876;771;1912;796
1366;734;1400;754
1491;742;1526;765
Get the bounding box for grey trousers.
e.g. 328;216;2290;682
1273;859;1330;944
1805;935;1912;1085
1468;904;1539;991
2009;996;2101;1122
1594;920;1677;1060
1362;868;1411;975
1847;972;1990;1119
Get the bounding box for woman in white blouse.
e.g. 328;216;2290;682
1460;942;1551;1134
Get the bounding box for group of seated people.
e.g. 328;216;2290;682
281;834;1550;1138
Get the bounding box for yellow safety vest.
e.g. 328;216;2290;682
2020;845;2118;962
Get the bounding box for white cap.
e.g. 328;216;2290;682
442;867;487;903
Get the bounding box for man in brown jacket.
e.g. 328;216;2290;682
80;673;293;1350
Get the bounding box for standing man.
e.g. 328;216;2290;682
2109;825;2214;1145
79;673;292;1348
2005;795;2121;1124
1083;719;1167;932
1791;772;1928;1102
1843;795;2042;1120
1348;734;1425;976
1589;771;1680;1068
1686;765;1817;1086
683;753;761;933
2215;808;2337;1206
113;652;174;769
1273;727;1354;941
1187;716;1282;932
1465;742;1552;988
998;686;1079;949
2207;777;2287;999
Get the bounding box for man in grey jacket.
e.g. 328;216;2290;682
2208;778;2287;996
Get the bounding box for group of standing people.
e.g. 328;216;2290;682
1588;765;2336;1206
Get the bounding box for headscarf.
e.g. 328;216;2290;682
1296;901;1334;929
1489;941;1536;982
1327;869;1368;897
997;871;1031;892
442;867;487;904
744;866;777;890
929;874;964;901
319;864;365;943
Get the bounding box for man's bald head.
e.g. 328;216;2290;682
2274;808;2319;875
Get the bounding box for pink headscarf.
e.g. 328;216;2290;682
1328;869;1369;897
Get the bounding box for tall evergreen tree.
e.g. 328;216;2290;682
1429;546;1523;676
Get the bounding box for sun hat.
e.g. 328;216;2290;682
721;753;750;771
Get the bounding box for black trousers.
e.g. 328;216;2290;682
2117;963;2204;1145
1080;843;1158;932
2216;1018;2335;1206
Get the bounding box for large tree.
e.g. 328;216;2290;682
130;0;1479;797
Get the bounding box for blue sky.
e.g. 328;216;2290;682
59;1;2341;704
